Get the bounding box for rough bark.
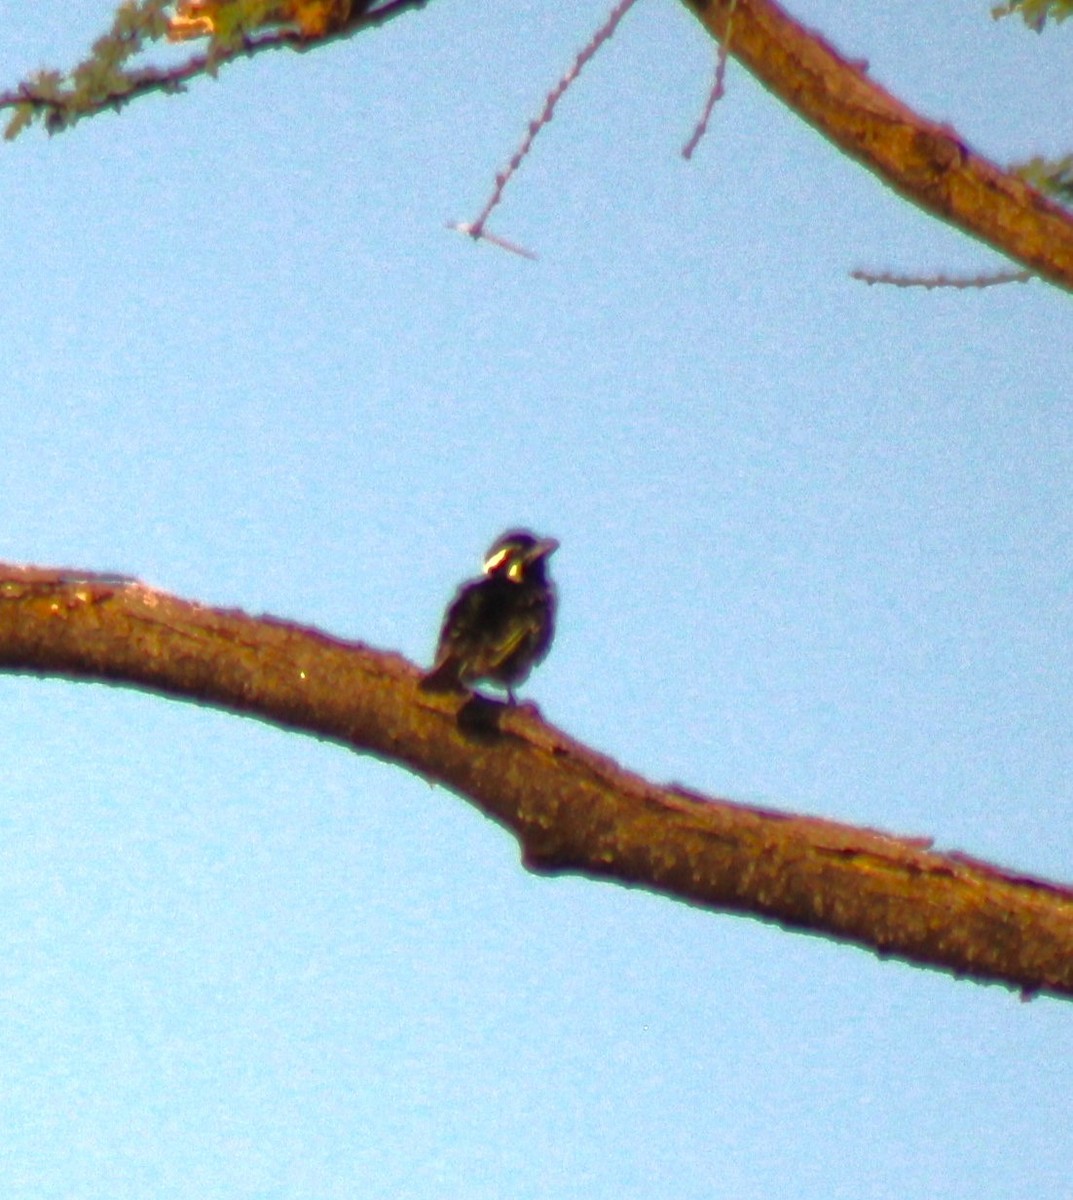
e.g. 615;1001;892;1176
3;565;1071;1000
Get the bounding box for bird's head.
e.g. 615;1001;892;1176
483;529;559;584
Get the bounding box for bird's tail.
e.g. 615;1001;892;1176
419;659;465;693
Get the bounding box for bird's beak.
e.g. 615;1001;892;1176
528;536;559;562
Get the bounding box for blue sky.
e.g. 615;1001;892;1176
0;2;1071;1196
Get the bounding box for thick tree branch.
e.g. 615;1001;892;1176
2;563;1072;999
684;0;1073;292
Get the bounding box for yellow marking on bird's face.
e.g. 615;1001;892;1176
483;546;514;574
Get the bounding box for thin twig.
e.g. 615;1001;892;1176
682;0;736;160
460;0;641;252
446;221;538;260
851;268;1035;289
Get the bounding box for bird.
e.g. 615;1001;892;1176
421;529;559;702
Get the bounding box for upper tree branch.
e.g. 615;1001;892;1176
684;0;1073;292
3;563;1072;1000
6;0;1072;291
0;0;426;135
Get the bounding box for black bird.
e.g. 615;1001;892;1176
421;529;559;701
